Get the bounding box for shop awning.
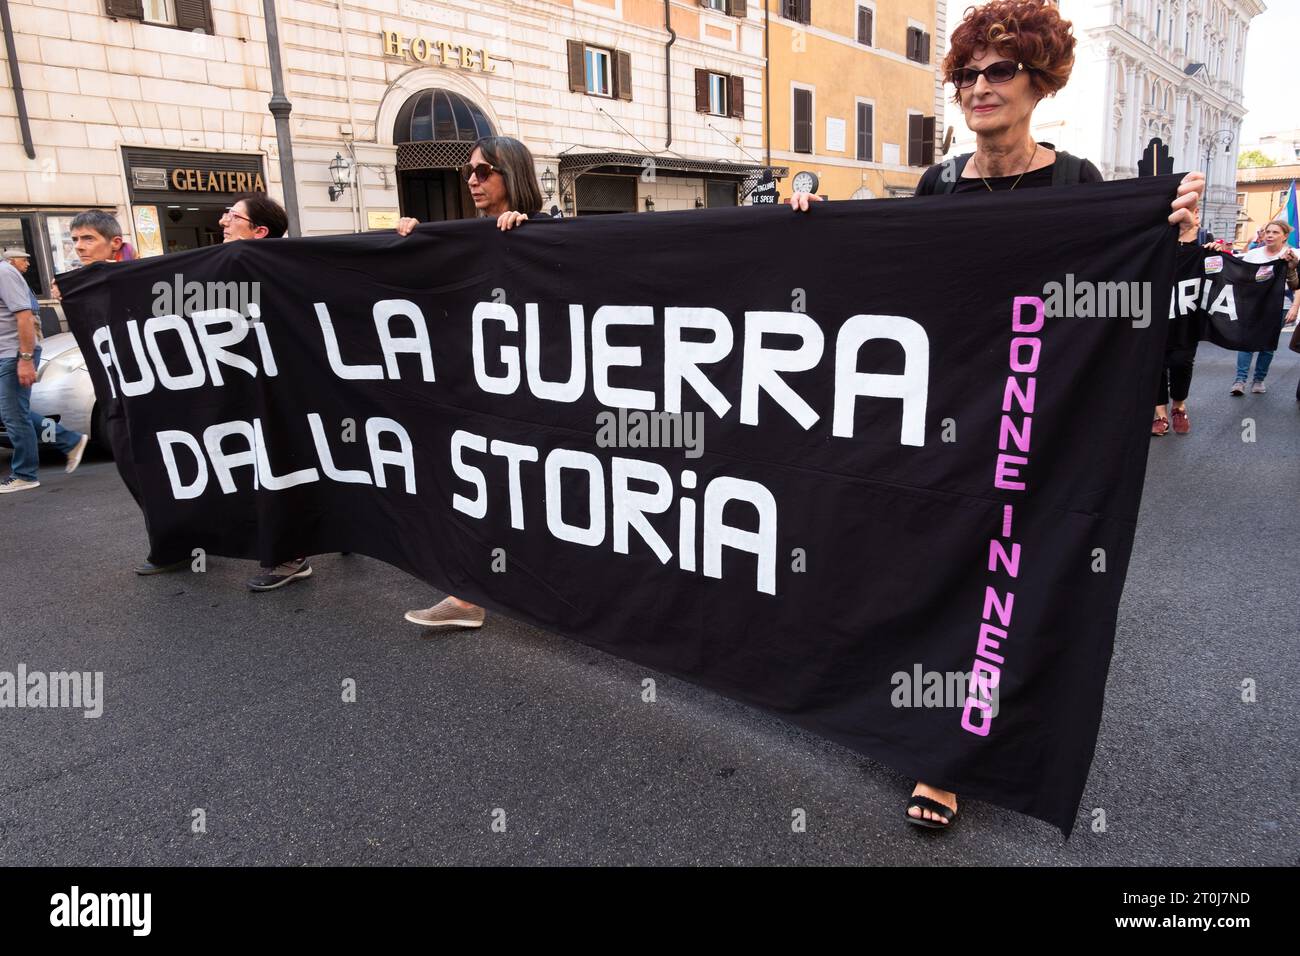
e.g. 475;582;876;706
558;150;787;202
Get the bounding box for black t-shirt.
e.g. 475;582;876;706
915;156;1104;195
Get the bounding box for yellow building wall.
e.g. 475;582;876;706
1235;165;1300;248
765;0;938;199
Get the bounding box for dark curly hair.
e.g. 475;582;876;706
945;1;1076;104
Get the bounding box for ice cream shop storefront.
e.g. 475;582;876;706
120;148;269;257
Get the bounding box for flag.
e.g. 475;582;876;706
1286;181;1299;248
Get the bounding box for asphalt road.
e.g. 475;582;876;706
0;337;1296;866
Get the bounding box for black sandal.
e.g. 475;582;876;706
904;794;959;829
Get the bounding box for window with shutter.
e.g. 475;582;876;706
907;113;923;166
614;50;633;101
567;40;587;93
921;116;935;166
906;27;920;61
105;0;145;19
784;0;810;24
857;7;873;46
728;0;749;18
173;0;213;33
857;103;873;162
729;74;745;119
793;89;813;153
695;69;711;113
921;31;931;64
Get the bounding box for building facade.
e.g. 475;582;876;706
945;0;1264;238
1234;161;1298;246
765;0;945;200
0;0;782;301
1241;127;1300;166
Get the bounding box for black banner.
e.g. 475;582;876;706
59;176;1183;834
1172;246;1288;351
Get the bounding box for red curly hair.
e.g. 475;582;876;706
945;1;1075;104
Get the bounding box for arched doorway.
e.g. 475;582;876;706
394;89;495;221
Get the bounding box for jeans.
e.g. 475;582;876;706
1236;311;1290;382
1236;350;1275;383
0;347;85;481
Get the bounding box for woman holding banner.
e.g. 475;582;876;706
395;135;547;238
1231;221;1299;396
792;0;1204;828
395;136;548;631
1152;210;1213;437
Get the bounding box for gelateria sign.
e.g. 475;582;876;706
380;30;497;72
131;167;267;194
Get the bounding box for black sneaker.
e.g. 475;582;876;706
247;558;312;592
134;557;190;575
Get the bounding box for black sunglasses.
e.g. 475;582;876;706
951;60;1025;90
459;162;498;184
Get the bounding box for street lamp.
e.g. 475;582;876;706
328;152;353;202
540;167;556;201
1201;128;1234;240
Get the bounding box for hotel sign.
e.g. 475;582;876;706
380;30;497;72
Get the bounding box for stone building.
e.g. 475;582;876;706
1;0;778;297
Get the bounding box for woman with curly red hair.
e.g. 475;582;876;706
793;0;1205;830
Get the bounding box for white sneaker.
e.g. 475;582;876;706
65;433;89;474
0;476;40;494
1251;380;1267;394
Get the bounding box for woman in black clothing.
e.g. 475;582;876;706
1154;211;1211;436
396;135;549;631
793;0;1204;829
396;135;548;236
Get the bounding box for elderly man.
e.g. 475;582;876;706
49;212;186;573
0;249;89;493
4;249;42;316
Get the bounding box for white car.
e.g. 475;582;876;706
0;331;110;456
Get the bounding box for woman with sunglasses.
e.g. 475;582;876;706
792;0;1204;830
397;136;548;631
396;135;547;237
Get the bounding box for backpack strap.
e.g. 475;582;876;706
932;153;973;195
1051;150;1084;186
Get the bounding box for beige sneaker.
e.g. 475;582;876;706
404;598;485;629
65;434;90;474
0;476;40;494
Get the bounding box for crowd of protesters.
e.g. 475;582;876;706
5;0;1297;834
